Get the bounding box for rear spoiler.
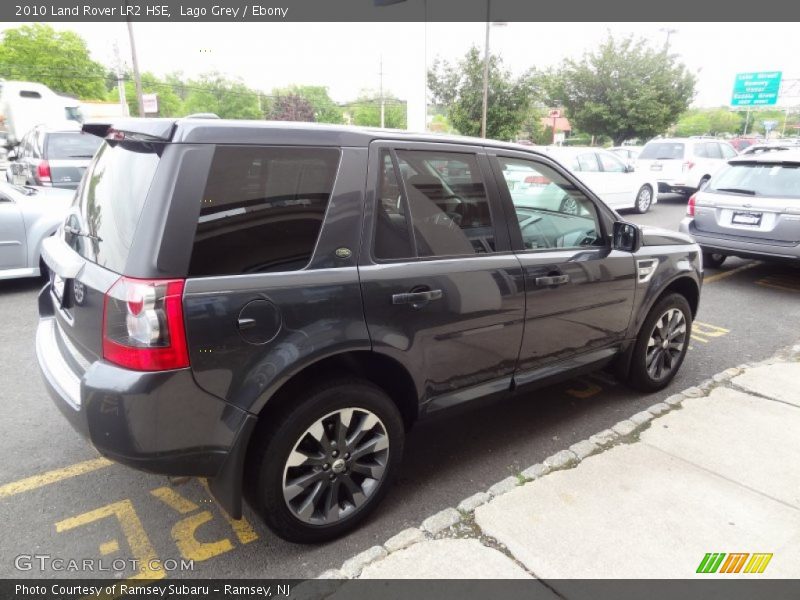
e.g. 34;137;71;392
82;118;177;141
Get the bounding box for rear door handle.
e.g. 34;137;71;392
392;289;443;306
535;274;570;286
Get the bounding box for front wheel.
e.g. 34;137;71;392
703;252;726;269
245;379;404;543
634;185;653;213
627;293;692;392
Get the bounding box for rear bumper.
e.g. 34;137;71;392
657;182;695;195
36;313;255;479
679;218;800;262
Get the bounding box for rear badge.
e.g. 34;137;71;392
72;280;85;305
335;247;352;259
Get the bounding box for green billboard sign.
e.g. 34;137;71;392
731;72;782;107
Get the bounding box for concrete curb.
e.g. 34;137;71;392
319;342;800;579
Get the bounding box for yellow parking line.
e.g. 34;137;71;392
704;261;759;284
690;333;709;343
0;457;112;499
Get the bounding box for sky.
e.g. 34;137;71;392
3;21;800;109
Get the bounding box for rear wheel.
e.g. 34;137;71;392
627;294;692;392
245;379;404;543
703;252;727;269
634;185;653;213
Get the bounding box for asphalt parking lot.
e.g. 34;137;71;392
1;194;799;579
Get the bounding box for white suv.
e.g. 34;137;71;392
636;138;737;195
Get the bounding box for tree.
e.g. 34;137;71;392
0;24;107;99
549;35;696;145
674;108;742;137
183;72;262;120
268;94;315;122
271;85;343;123
428;46;532;140
348;93;407;129
115;72;184;117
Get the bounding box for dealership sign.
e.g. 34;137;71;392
731;72;782;107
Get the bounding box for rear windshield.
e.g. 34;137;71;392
188;146;341;276
639;142;685;160
46;132;102;159
68;140;160;272
708;163;800;199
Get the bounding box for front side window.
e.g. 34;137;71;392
372;149;496;259
496;157;605;251
577;153;601;172
189;146;341;276
704;142;722;159
598;152;626;172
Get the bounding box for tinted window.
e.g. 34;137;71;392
69;141;160;272
639;142;685;160
189;146;340;276
720;143;737;159
704;142;722;159
45;132;102;159
394;150;495;257
708;163;800;199
496;157;605;251
577;153;600;172
374;151;413;260
598;152;626;172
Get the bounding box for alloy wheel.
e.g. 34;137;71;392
282;408;389;525
560;196;579;215
636;186;652;212
646;308;687;381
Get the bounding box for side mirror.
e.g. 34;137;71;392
613;221;642;253
6;148;17;161
625;163;635;173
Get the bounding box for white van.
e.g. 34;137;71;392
0;81;82;145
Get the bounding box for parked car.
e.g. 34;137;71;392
38;118;702;543
636;138;737;195
739;141;800;156
680;149;800;267
6;122;102;189
536;146;659;213
0;181;74;280
609;146;643;161
0;131;8;171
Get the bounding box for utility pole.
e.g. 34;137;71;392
126;17;145;117
379;56;385;128
743;107;751;135
659;27;678;53
112;41;128;116
480;0;491;138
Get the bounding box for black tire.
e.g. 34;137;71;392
634;185;653;214
703;252;726;269
627;293;692;392
245;378;404;543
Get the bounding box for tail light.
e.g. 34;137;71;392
102;277;189;371
524;175;550;185
682;161;695;172
37;161;51;183
687;194;696;217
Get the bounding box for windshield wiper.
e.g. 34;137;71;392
715;187;757;195
64;224;102;242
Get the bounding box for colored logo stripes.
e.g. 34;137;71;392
696;552;773;574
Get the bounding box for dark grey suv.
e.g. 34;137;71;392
36;118;702;542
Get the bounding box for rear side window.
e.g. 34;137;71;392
69;140;160;272
189;146;340;276
45;132;102;160
639;143;685;160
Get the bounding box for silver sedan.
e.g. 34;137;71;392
0;182;73;280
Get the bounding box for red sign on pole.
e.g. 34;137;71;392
548;109;561;118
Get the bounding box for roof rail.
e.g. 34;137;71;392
184;113;220;119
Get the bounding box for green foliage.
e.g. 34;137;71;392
547;35;697;145
268;94;315;122
271;85;343;124
348;93;407;129
428;46;532;140
120;72;185;117
674;108;742;137
0;24;107;99
183;72;262;120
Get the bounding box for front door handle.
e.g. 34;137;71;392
392;289;443;307
535;274;570;286
237;317;257;330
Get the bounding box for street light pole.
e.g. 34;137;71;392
480;1;491;139
659;27;678;53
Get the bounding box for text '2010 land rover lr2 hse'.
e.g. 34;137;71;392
37;118;702;542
